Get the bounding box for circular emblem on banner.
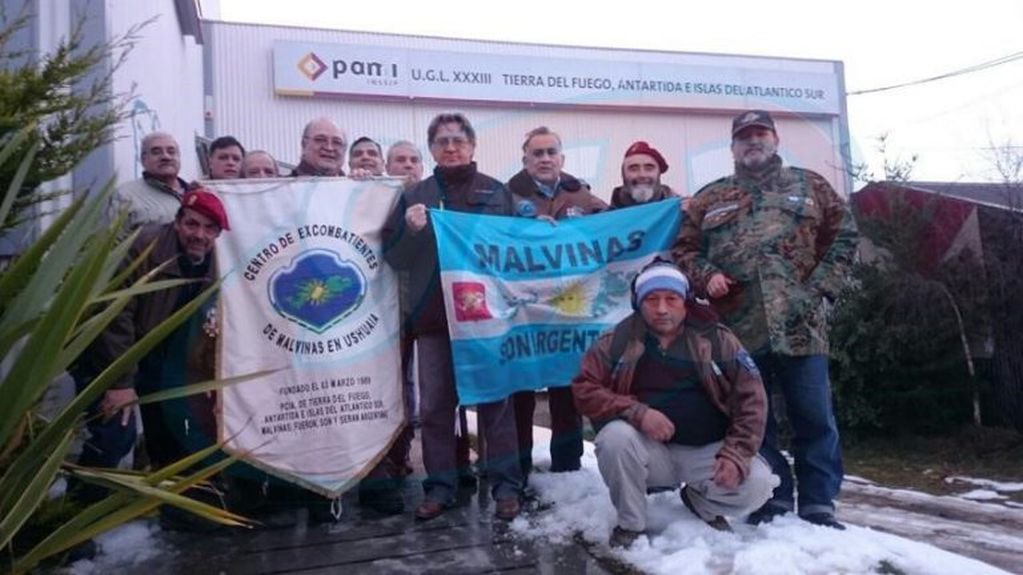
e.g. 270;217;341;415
269;249;367;334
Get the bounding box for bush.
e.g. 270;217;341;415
830;191;988;437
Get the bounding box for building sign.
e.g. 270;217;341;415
273;40;841;115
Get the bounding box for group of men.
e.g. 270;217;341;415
79;108;857;544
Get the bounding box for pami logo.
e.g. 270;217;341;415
329;56;398;79
297;52;327;81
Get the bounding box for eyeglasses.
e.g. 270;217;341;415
307;135;346;149
431;136;471;148
529;147;560;158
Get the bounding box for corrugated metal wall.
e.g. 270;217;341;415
204;21;848;200
110;1;205;182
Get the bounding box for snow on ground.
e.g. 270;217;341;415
64;520;166;575
958;489;1007;501
63;422;1016;575
510;426;1010;575
945;476;1023;493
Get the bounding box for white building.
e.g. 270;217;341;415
203;19;851;199
7;0;850;209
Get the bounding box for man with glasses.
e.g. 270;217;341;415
292;117;348;177
506;126;607;480
610;141;678;209
282;118;403;519
383;113;524;522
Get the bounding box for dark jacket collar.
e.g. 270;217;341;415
507;169;583;197
290;159;344;177
434;161;478;186
141;172;187;198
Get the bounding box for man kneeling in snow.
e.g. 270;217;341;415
572;259;778;548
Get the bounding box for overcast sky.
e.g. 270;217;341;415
211;0;1023;183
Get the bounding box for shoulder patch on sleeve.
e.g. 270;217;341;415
737;349;760;375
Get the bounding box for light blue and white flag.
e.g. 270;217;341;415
432;198;683;404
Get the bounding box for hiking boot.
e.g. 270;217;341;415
679;486;732;532
494;496;521;521
746;503;788;526
802;512;846;530
608;526;643;548
414;499;448;521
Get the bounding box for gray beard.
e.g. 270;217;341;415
629;185;655;203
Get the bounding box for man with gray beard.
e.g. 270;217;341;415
609;141;678;209
674;109;857;530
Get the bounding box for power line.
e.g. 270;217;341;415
848;50;1023;96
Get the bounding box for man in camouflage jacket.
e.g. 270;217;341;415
673;110;857;529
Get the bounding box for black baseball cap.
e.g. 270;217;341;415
732;110;776;137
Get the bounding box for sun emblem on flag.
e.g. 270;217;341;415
547;281;593;317
289;276;353;308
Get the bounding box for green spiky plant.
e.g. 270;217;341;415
0;126;264;574
0;7;263;572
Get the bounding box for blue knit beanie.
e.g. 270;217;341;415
634;264;690;304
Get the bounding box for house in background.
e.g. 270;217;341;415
852;180;1023;430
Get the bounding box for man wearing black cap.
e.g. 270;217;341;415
572;259;775;548
674;110;858;530
609;141;678;209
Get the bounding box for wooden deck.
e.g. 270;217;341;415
134;481;614;575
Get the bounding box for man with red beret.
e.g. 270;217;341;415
610;141;679;209
72;189;228;514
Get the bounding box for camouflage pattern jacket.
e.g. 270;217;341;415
673;155;857;356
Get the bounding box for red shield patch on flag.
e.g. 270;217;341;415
452;281;492;321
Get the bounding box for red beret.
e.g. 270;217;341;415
623;141;669;174
181;188;230;230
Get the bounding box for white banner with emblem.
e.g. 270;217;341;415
209;178;403;498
